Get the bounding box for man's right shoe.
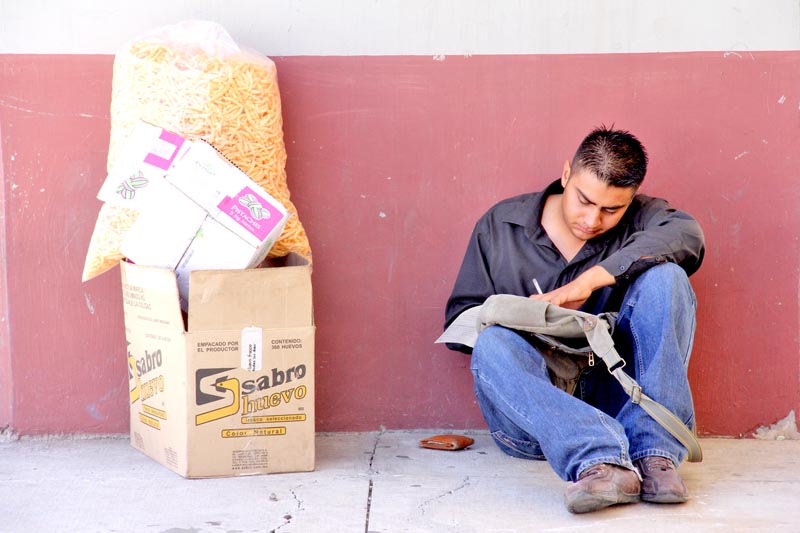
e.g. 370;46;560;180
635;456;690;503
564;463;641;514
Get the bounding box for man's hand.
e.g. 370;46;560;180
530;265;615;309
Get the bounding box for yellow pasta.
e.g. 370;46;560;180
82;204;139;281
82;33;311;282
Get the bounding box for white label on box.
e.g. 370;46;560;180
240;327;263;372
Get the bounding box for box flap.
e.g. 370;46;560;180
120;261;186;332
188;263;312;332
175;216;261;311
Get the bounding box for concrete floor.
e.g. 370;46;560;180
1;431;798;532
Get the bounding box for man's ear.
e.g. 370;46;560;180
561;161;571;187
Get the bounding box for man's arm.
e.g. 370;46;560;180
443;217;498;353
529;265;615;309
532;197;704;309
598;197;705;282
445;222;494;328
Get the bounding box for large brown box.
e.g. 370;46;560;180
121;255;314;478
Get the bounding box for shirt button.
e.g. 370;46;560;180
619;265;626;271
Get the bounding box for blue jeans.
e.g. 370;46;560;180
470;263;697;482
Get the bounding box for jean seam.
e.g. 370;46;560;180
475;373;537;441
473;368;546;460
491;430;546;460
625;301;646;379
577;457;636;477
597;411;629;462
630;448;680;465
683;298;697;366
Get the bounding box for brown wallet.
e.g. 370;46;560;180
418;434;475;451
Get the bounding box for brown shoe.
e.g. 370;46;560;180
635;456;689;503
564;463;641;514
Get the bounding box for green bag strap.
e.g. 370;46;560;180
581;316;703;463
478;295;703;463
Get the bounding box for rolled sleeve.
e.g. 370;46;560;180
599;199;705;282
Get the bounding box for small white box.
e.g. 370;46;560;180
164;140;232;213
167;140;289;249
120;180;207;270
98;121;190;210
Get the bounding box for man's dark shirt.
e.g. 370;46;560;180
445;180;705;352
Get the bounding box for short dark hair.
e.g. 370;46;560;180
571;125;648;188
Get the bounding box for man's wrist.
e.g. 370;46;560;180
582;265;616;291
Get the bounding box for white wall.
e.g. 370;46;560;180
1;0;798;55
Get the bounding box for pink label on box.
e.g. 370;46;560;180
143;129;186;170
218;186;283;241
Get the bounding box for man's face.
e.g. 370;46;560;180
560;163;636;241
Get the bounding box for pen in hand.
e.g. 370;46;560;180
532;278;543;295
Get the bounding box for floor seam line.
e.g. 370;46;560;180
364;428;385;533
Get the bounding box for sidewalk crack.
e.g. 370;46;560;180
418;476;472;515
269;485;305;532
364;427;385;533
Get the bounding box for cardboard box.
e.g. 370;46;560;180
121;254;315;478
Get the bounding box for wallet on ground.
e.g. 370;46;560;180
418;434;475;450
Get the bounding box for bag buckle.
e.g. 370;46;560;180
631;384;642;404
608;359;626;373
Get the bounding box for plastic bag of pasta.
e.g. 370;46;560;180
82;20;311;282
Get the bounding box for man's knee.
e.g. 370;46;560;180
472;325;551;381
472;325;512;371
630;263;694;301
637;262;688;284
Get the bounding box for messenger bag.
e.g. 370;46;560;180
477;294;703;463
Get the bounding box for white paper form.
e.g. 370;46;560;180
434;305;484;348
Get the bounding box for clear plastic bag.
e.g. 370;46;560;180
82;20;311;281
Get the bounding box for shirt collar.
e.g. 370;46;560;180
500;179;622;255
501;179;564;230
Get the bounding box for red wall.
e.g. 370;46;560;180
1;52;798;436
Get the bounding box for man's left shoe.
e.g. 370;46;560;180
564;463;641;513
635;456;689;503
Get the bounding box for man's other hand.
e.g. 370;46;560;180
529;265;615;309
